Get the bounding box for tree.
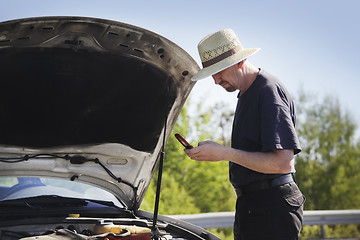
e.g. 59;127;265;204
142;99;236;214
294;90;360;210
141;102;201;215
141;91;360;239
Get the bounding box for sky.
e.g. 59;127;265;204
1;0;360;135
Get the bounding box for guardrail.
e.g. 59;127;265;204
170;210;360;229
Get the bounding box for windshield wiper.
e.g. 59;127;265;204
0;196;133;220
0;195;121;209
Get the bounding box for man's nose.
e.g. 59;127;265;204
213;75;221;85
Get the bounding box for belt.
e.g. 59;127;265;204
234;174;294;197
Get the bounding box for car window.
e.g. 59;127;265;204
0;177;123;207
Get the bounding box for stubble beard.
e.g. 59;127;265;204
223;84;236;92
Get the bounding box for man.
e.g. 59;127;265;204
185;29;305;240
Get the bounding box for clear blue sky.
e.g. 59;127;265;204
1;0;359;133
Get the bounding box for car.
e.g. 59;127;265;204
0;16;220;240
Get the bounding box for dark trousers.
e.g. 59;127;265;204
233;182;305;240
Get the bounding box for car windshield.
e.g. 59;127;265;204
0;177;123;207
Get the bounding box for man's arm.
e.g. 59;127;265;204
184;140;294;174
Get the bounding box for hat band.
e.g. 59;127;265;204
202;44;242;68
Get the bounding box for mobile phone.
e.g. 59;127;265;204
175;133;193;149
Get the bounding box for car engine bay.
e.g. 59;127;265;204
0;217;173;240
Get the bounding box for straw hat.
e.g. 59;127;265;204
191;29;260;81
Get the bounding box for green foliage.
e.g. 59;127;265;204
142;99;236;216
141;102;201;215
299;225;323;239
300;225;360;239
324;224;360;238
294;90;360;211
141;91;360;239
140;99;235;239
180;160;234;213
295;90;360;238
207;228;233;240
142;172;200;215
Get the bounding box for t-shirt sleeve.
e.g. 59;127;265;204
260;90;301;154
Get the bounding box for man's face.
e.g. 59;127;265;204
212;65;239;92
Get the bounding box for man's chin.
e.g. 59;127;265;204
219;83;236;92
224;87;236;92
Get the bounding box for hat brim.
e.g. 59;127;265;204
191;48;260;81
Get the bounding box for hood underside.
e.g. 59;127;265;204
0;16;199;209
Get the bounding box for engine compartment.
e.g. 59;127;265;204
0;217;172;240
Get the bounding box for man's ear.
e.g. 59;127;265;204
238;59;246;69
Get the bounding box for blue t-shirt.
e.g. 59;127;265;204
230;69;301;187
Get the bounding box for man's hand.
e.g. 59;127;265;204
184;140;228;162
184;140;294;174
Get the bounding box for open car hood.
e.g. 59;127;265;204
0;16;199;210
